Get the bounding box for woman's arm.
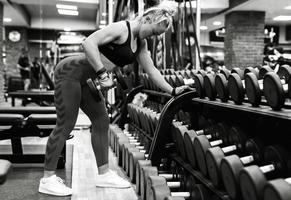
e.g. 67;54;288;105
137;39;173;94
82;22;124;73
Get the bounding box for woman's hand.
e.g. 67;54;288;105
172;85;193;96
96;71;114;89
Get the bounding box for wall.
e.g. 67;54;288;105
5;27;28;79
224;11;265;69
0;3;3;103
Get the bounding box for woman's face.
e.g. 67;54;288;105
139;20;168;39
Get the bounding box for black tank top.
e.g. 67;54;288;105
99;21;140;67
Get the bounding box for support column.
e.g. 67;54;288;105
224;11;265;69
0;3;4;104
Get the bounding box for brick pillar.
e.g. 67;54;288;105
224;11;265;69
0;3;4;104
5;27;28;78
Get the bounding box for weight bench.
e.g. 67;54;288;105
8;90;54;106
0;159;11;184
0;113;66;169
0;106;56;117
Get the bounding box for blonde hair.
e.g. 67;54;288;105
139;0;177;30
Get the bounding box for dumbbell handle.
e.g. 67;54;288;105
195;130;212;139
171;192;190;197
210;139;223;147
285;177;291;184
159;173;175;180
260;164;275;173
183;78;195;85
240;155;255;165
222;145;237;154
167;181;181;188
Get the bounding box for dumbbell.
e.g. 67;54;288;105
220;138;265;199
123;136;148;174
193;124;234;176
214;67;246;102
263;177;291;200
140;165;178;200
245;65;290;107
239;146;290;200
146;167;194;200
183;120;226;168
263;64;291;110
148;181;212;200
193;71;208;98
205;127;247;187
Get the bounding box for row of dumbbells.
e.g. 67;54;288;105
171;116;291;200
109;124;220;200
196;64;291;110
140;69;203;91
127;103;160;137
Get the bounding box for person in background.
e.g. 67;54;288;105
31;57;41;89
17;47;31;91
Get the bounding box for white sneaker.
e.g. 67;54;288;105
39;175;72;196
96;170;131;188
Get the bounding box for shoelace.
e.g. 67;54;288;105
55;176;65;184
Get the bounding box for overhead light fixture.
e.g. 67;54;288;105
273;15;291;21
100;20;106;25
4;18;12;22
64;27;72;32
200;25;208;30
58;9;79;16
56;4;77;10
285;5;291;9
59;0;97;3
213;21;222;26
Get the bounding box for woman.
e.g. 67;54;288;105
39;1;189;196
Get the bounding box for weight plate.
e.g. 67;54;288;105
277;64;291;82
191;184;212;200
264;146;288;177
194;135;211;176
204;74;216;100
228;73;244;105
228;127;246;151
240;165;267;200
193;74;205;98
206;147;225;187
220;68;231;79
136;160;152;194
258;66;272;79
263;72;285;110
231;68;244;79
215;74;228;102
221;154;245;199
264;179;291;200
184;130;197;168
245;67;259;78
245;73;262;107
245;138;264;164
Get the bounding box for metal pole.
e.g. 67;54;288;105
108;0;113;24
196;0;201;70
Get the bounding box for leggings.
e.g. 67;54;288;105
44;77;109;171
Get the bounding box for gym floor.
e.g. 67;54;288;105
0;100;138;200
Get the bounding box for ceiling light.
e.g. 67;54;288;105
64;27;71;32
213;21;222;26
58;9;79;16
200;26;208;30
273;15;291;21
4;18;12;22
285;5;291;9
102;12;107;17
56;4;77;10
100;20;106;25
59;0;97;3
